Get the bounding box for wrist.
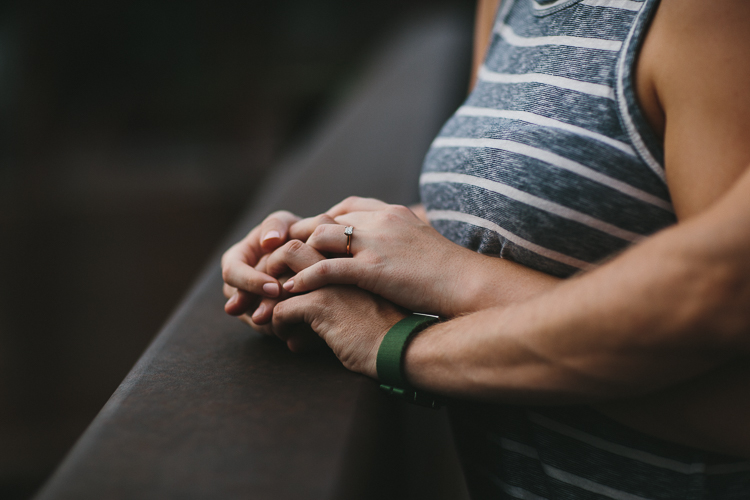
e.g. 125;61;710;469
436;247;490;317
376;313;442;408
439;250;562;317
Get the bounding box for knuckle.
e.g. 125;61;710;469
262;213;286;230
221;264;233;282
268;210;291;220
380;211;401;224
390;204;409;216
285;239;306;254
318;214;336;225
310;225;327;240
343;195;361;208
273;300;287;319
316;260;331;277
221;243;239;263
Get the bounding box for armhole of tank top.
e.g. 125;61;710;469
531;0;584;17
495;0;518;30
614;0;668;186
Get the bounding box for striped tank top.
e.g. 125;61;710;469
419;0;750;497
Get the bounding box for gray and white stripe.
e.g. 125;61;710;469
581;0;643;12
528;412;750;475
456;105;635;155
491;436;653;500
418;0;736;494
426;209;596;270
495;22;623;52
430;137;672;211
421;172;643;241
532;0;642;11
478;66;615;99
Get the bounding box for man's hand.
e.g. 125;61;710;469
273;285;407;378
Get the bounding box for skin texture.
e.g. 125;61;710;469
281;197;558;318
405;166;750;455
221;0;750;456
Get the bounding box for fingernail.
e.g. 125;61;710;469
252;304;265;321
262;282;279;297
283;278;294;291
226;294;238;307
262;230;281;242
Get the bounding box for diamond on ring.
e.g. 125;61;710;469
344;226;353;256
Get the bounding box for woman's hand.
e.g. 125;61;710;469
221;205;348;318
273;285;407;378
287;196;391;241
222;197;398;320
282;201;560;317
221;210;303;317
285;204;463;316
248;239;327;326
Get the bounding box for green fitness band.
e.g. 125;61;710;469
376;313;442;409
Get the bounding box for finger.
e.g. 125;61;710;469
255;253;269;273
225;288;260;316
288;213;337;242
283;258;361;293
222;259;281;298
259;211;300;252
250;297;278;325
266;240;326;278
334;203;419;227
248;272;296;324
326;196;388;217
305;224;356;256
223;283;237;299
272;295;316;339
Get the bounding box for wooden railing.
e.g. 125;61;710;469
35;12;472;500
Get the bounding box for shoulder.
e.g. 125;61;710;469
638;0;750;218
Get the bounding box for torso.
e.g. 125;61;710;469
421;0;676;278
420;0;750;496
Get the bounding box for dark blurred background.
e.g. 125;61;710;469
0;1;473;498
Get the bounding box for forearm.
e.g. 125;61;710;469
405;170;750;402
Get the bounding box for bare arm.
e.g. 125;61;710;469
405;0;750;455
469;0;502;91
406;167;750;399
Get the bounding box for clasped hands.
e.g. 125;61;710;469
221;197;479;378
